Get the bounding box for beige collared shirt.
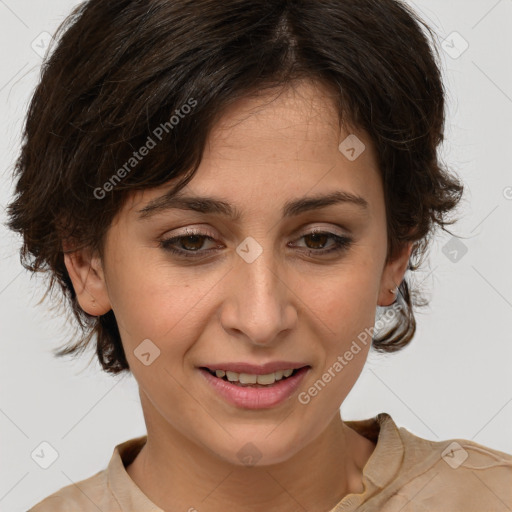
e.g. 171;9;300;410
28;413;512;511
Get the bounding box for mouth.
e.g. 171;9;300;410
200;366;306;388
198;364;311;409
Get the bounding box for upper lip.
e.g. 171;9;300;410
200;362;310;375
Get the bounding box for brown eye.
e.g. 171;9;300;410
178;235;207;251
159;230;353;260
159;231;220;259
291;231;353;257
303;232;330;250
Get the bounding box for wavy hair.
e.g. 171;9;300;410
6;0;463;374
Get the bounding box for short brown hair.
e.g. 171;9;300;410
6;0;463;374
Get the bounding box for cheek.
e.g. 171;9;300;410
104;255;184;343
107;256;226;363
308;257;381;321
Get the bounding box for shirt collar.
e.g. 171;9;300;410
349;412;404;489
107;435;163;512
107;413;404;511
333;412;404;511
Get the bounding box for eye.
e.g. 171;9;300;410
159;228;353;259
290;230;353;256
159;228;219;258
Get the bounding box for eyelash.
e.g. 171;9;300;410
159;228;353;259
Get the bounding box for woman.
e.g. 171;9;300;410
7;0;511;510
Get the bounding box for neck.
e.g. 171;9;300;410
126;411;375;512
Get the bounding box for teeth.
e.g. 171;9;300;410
254;373;275;385
238;373;257;384
213;368;297;385
226;371;239;382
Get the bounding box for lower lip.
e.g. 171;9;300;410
199;367;310;409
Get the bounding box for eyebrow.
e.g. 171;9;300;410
137;190;369;220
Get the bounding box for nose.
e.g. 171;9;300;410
219;244;298;346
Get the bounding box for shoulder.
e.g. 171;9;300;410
393;422;512;510
27;469;117;512
27;435;148;512
398;423;512;470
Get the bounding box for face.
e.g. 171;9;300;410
66;80;410;466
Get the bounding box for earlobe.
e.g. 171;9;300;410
63;245;111;316
378;242;413;307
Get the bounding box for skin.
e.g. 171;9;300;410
65;79;412;512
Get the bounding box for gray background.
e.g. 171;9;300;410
1;1;511;510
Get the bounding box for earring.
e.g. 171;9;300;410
389;287;398;294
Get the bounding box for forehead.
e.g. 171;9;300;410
122;80;381;218
207;80;346;159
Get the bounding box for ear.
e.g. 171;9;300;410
378;241;413;307
63;242;112;316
